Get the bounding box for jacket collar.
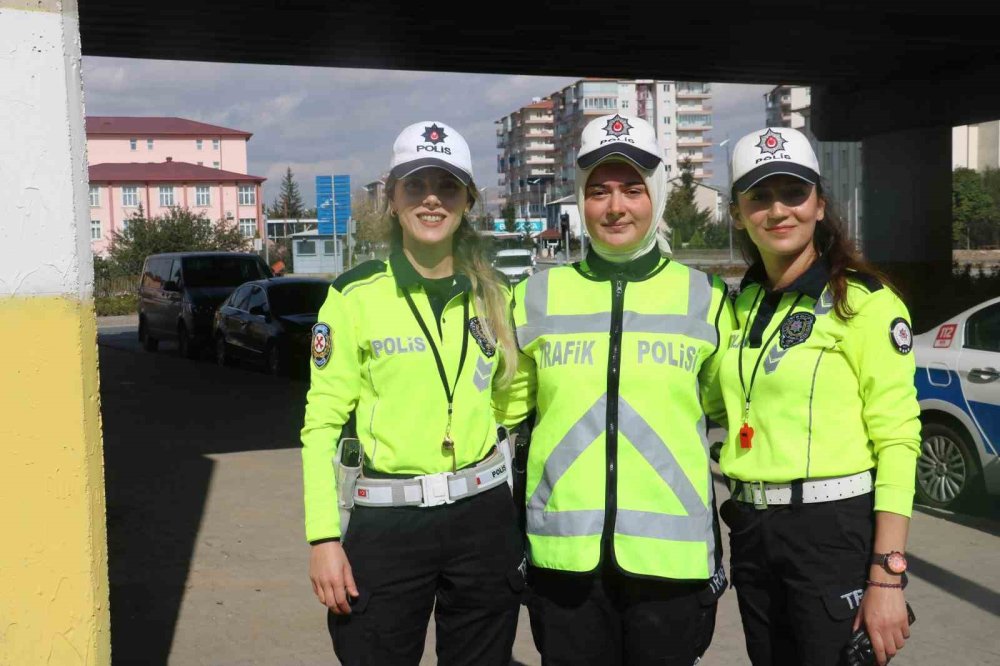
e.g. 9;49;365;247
389;249;471;293
740;255;829;299
583;247;663;281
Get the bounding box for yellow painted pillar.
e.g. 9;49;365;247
0;1;112;664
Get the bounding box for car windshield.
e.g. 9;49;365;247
268;283;330;316
182;256;269;288
494;254;532;268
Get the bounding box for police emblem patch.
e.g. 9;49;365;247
779;312;816;349
756;128;787;156
890;317;913;354
468;317;496;358
311;322;332;368
602;114;633;138
421;124;447;145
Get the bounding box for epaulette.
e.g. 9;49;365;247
849;271;884;293
332;260;387;293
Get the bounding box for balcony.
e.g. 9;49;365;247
677;139;713;148
529;167;555;177
676;90;711;100
525;114;554;124
527;143;556;152
526;155;555;165
677;105;713;113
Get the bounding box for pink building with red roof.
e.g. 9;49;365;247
86;116;265;254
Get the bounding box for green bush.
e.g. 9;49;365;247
95;295;137;317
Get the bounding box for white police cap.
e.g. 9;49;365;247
730;127;820;193
389;120;474;186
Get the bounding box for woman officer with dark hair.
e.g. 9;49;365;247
718;127;921;666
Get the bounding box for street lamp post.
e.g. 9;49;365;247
718;138;734;263
478;186;489;231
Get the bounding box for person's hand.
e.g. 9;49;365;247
853;581;910;665
309;541;358;614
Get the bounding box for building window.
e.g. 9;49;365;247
238;185;256;205
90;220;101;240
324;240;337;255
213;161;220;169
159;186;174;207
195;185;210;207
663;83;670;92
89;185;100;207
121;218;131;233
621;100;629;109
196;139;203;150
298;240;316;255
212;139;220;150
121;186;139;207
239;218;256;238
147;139;154;150
129;138;137;151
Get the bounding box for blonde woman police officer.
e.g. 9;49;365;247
495;114;735;665
301;121;524;666
719;127;921;666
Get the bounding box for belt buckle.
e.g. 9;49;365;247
419;472;454;507
751;481;768;510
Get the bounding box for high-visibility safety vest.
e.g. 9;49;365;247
718;260;922;517
300;252;509;542
495;250;736;580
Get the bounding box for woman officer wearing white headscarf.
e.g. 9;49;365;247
494;114;736;665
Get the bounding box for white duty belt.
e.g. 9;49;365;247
351;445;510;509
729;470;873;509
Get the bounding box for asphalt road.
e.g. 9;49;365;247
97;315;1000;665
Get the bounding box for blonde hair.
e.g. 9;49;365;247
385;175;517;386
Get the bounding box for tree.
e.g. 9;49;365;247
268;166;305;219
978;167;1000;247
953;167;996;249
663;159;712;247
353;198;390;247
105;207;250;276
501;202;517;234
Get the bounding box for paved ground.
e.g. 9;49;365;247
97;315;1000;665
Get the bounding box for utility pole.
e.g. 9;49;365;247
719;137;734;263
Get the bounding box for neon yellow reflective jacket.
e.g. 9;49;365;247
718;260;921;516
494;251;736;580
300;253;510;542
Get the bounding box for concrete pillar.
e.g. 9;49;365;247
0;1;111;664
862;126;953;331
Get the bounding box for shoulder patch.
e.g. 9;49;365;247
889;317;913;354
332;260;387;293
311;322;332;368
468;317;497;357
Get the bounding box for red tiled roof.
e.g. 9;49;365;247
538;228;562;240
89;161;265;183
86;116;252;138
525;100;554;110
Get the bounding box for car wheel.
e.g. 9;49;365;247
215;335;232;367
139;317;158;352
265;345;283;376
915;421;983;510
178;323;198;359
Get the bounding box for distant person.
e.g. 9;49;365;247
717;127;920;666
300;121;523;665
494;113;735;665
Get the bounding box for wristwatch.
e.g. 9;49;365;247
871;550;908;575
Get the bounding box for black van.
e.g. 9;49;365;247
138;252;272;357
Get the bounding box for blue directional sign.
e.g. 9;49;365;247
316;175;334;235
333;175;351;235
492;219;544;233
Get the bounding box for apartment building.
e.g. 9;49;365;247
953;121;1000;170
496;79;713;227
86;116;265;255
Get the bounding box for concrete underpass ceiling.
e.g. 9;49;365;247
79;1;1000;137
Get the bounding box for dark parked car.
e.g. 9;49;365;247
213;277;331;376
138;252;273;358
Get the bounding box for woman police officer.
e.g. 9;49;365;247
718;127;920;666
300;121;524;665
494;113;735;665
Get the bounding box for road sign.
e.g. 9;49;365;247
333;175;351;235
316;175;334;235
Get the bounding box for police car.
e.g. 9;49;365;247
913;296;1000;509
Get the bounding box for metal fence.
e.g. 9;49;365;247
95;275;140;298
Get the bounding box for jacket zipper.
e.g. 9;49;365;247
601;277;626;565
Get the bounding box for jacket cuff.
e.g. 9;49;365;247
309;537;341;546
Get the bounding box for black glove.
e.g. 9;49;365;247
843;602;915;666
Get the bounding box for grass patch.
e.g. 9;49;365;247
96;294;137;316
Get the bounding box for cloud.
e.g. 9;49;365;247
80;56;775;207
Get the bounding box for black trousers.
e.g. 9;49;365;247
329;483;524;666
720;492;875;666
526;566;720;666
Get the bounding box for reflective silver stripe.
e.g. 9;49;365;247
814;286;833;315
618;399;705;517
526;394;608;516
616;510;709;541
517;267;717;348
526;508;604;536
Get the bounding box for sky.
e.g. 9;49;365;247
80;56;776;210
